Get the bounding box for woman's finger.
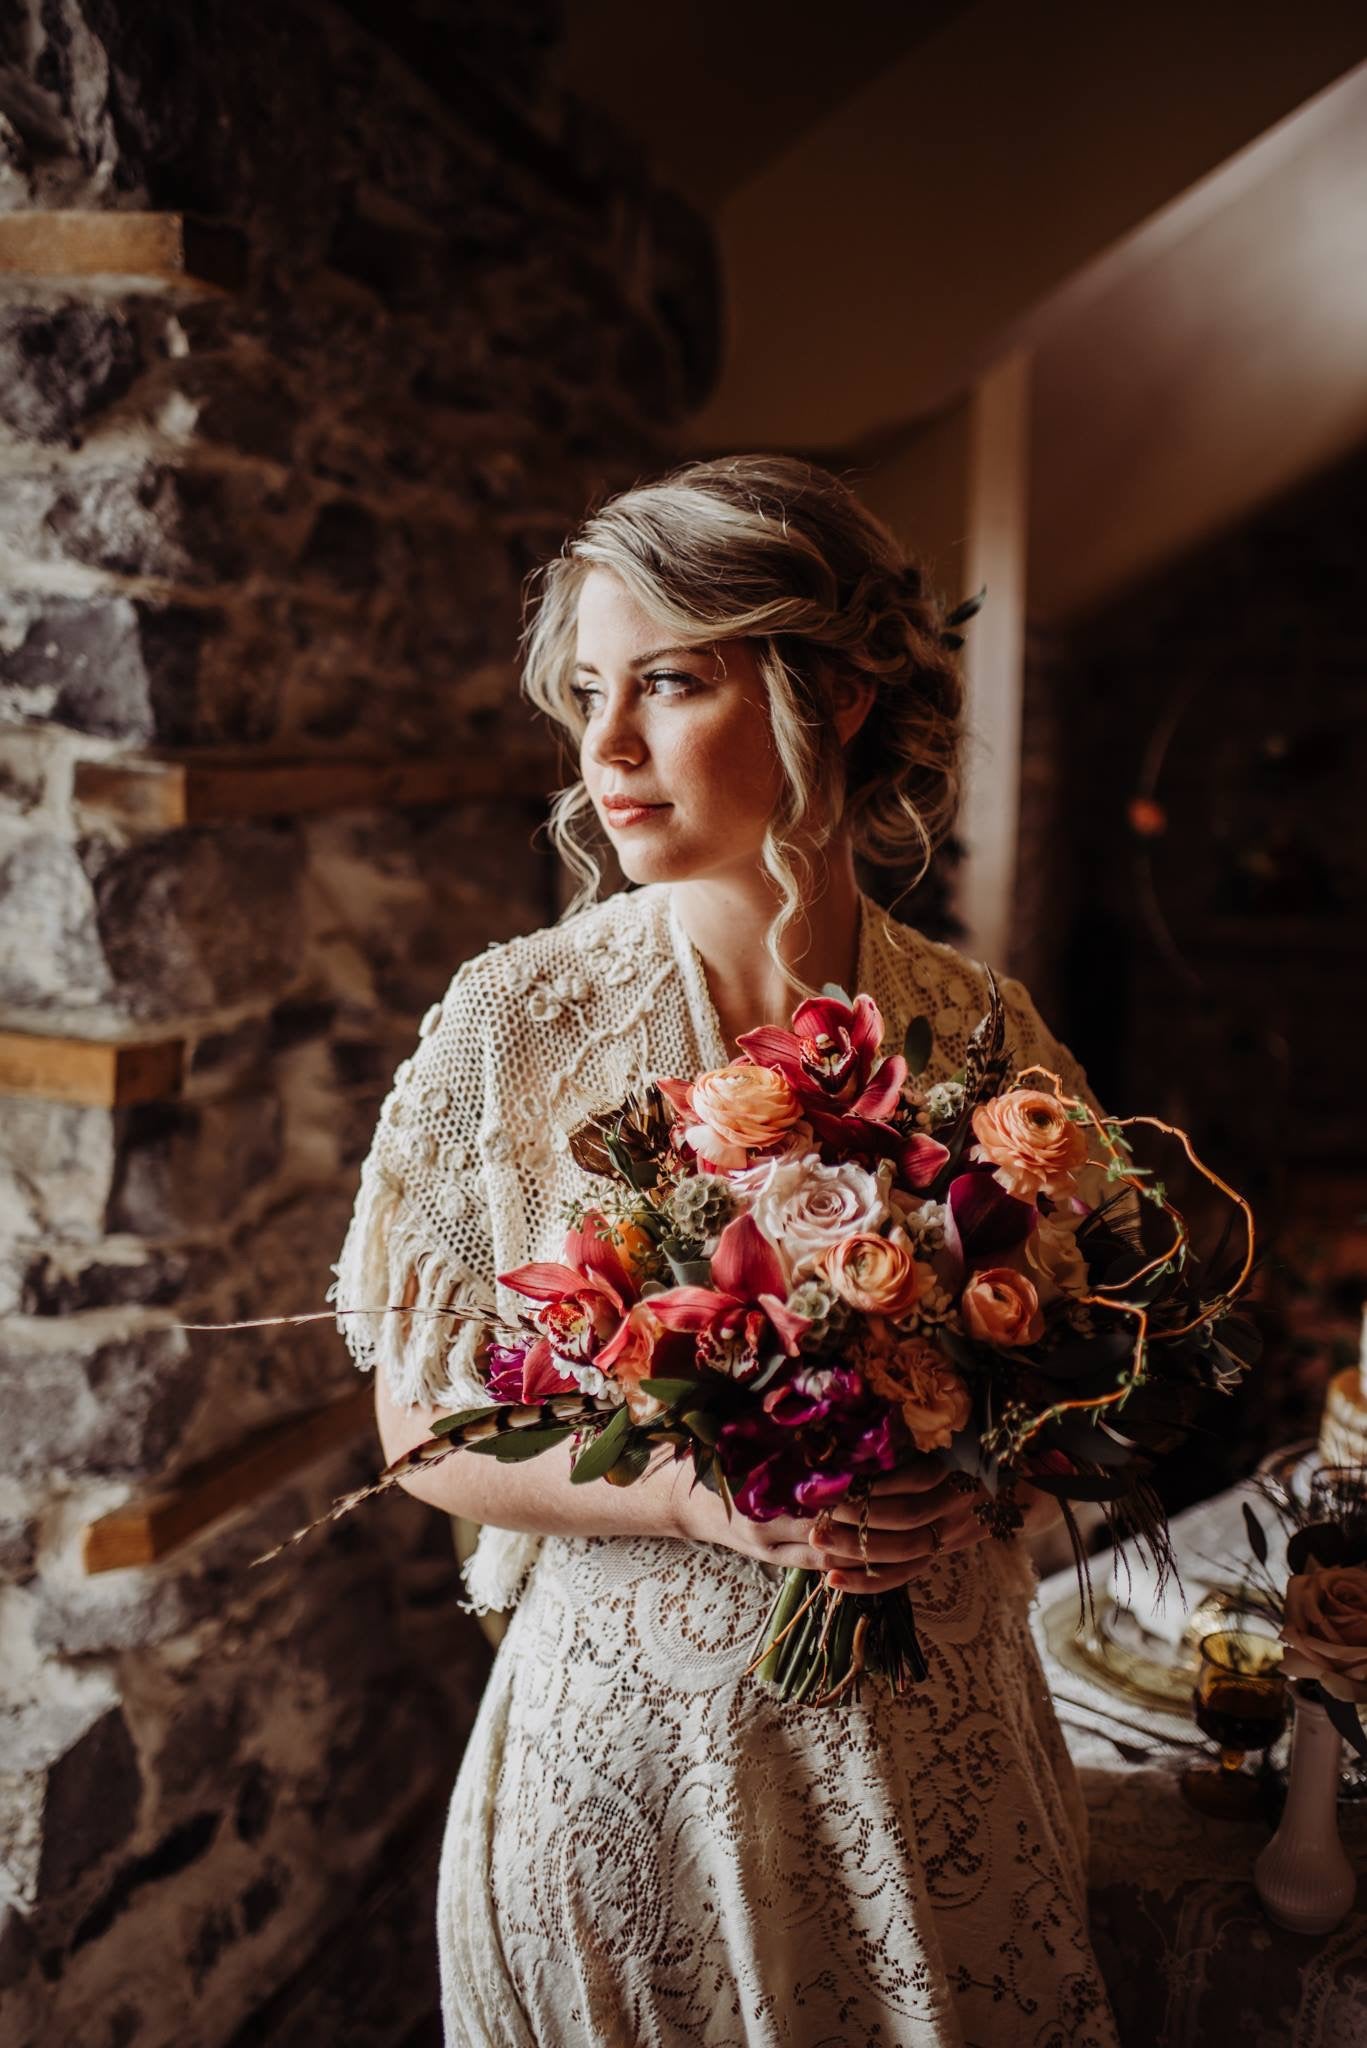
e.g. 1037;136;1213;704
858;1463;950;1498
825;1478;982;1532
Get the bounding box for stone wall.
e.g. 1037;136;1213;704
0;2;717;2040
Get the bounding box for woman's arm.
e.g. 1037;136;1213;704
373;1369;831;1570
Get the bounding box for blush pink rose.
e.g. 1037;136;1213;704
1280;1566;1367;1702
961;1265;1045;1346
819;1231;921;1318
684;1061;803;1168
970;1087;1089;1202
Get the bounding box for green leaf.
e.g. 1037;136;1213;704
666;1253;714;1287
603;1439;654;1487
569;1404;635;1484
431;1404;504;1437
466;1426;572;1461
638;1377;701;1403
821;981;853;1006
681;1408;720;1446
903;1014;933;1077
1242;1501;1268;1566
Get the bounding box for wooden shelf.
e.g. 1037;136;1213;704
83;1380;376;1573
0;1029;185;1107
0;211;246;291
74;750;554;830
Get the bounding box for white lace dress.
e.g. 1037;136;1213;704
332;882;1122;2048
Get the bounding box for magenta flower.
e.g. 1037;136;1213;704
716;1360;902;1519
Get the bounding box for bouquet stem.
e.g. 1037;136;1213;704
747;1567;929;1707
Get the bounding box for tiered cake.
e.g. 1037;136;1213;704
1317;1305;1367;1468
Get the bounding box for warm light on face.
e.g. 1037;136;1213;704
572;568;783;888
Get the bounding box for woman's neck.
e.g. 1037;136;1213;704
669;852;863;1058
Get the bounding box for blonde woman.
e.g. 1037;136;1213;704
334;455;1122;2047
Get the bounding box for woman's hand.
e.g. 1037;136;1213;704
665;1460;826;1572
810;1459;993;1593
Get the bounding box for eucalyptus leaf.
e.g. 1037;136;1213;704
637;1377;702;1403
569;1404;635;1484
821;982;853;1006
431;1404;507;1437
902;1014;933;1076
603;1439;654;1487
466;1426;572;1461
666;1254;715;1287
682;1408;721;1446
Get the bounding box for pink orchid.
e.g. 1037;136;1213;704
499;1210;642;1395
739;992;905;1119
740;992;950;1186
647;1213;811;1383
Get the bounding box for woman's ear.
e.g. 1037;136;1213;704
832;673;877;747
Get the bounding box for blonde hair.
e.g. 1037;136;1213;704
519;453;967;997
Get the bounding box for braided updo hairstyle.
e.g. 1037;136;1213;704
519;453;968;994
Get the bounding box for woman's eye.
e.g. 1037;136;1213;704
645;671;698;698
569;683;601;714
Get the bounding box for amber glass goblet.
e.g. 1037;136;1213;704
1180;1627;1287;1820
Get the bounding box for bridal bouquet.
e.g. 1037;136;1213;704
367;973;1258;1708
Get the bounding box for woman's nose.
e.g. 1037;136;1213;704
586;688;646;767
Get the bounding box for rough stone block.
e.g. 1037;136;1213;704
0;589;218;742
0;1098;117;1248
80;825;307;1023
0;301;143;446
106;1093;284;1237
0;1319;203;1483
0;833;113;1010
0;1695;140;1907
0;464;302;589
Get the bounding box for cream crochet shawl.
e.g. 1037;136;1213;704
331;881;1106;1616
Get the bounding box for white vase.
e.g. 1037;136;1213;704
1254;1690;1357;1934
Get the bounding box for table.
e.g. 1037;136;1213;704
1032;1473;1367;2047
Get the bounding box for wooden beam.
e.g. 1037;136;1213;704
0;211;247;291
73;750;555;830
83;1381;377;1573
0;1029;185;1107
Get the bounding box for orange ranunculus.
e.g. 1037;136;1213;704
970;1087;1089;1202
1280;1566;1367;1703
685;1060;803;1167
863;1334;971;1453
961;1265;1045;1347
820;1230;921;1318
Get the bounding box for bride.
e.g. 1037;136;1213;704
333;454;1123;2046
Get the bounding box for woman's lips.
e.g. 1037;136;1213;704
602;799;671;828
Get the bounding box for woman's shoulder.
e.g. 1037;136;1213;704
433;884;672;1023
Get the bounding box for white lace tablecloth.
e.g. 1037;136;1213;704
1033;1472;1367;2048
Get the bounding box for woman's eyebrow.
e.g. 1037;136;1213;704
573;645;702;674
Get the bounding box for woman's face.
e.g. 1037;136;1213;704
572;567;784;888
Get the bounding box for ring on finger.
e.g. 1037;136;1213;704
927;1520;944;1555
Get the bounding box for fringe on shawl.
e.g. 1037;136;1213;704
328;1153;547;1614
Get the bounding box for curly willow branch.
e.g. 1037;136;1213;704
1007;1064;1257;1453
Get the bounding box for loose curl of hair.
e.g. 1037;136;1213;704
519;453;967;998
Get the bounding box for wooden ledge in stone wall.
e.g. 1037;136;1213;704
83;1380;376;1573
73;748;555;830
0;211;247;291
0;1028;186;1106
